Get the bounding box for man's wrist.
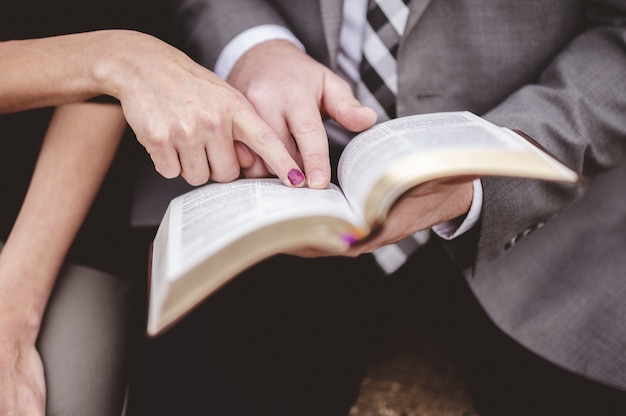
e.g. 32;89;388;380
432;178;483;240
215;24;305;79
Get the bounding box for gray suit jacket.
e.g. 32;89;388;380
169;0;626;390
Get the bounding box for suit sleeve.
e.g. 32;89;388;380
451;0;626;272
167;0;289;69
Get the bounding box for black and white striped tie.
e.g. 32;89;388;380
357;0;411;121
356;0;431;274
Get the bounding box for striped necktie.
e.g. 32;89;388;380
357;0;411;121
356;0;432;274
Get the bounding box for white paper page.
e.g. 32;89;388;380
337;111;532;211
163;178;362;281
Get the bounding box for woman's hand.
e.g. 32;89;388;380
0;324;46;415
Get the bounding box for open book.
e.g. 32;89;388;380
147;111;580;335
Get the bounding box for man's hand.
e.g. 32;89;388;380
290;179;475;258
102;31;306;187
227;40;377;189
345;179;474;256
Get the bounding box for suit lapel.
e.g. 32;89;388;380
405;0;433;36
319;0;344;68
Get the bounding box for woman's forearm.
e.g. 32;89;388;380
0;102;126;339
1;27;307;187
1;31;114;112
0;30;177;114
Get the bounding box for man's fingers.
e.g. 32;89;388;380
241;159;272;178
322;72;378;132
236;143;273;178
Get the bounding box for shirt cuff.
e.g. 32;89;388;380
214;24;306;79
432;178;483;240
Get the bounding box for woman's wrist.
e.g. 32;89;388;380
0;300;42;359
90;29;159;101
0;250;54;346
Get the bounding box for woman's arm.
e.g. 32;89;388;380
0;102;126;415
0;30;304;187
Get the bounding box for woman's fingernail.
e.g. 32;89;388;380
341;233;358;245
288;169;305;186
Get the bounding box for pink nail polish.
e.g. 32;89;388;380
341;233;358;245
288;169;305;186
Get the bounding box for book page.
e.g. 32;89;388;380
162;178;363;281
337;111;577;222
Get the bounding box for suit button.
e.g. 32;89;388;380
504;222;546;250
504;235;518;250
